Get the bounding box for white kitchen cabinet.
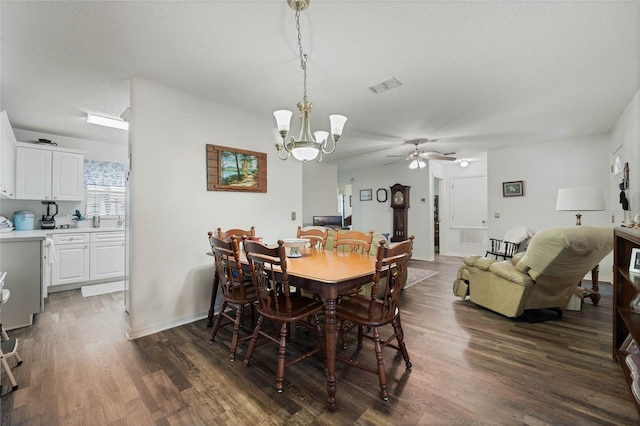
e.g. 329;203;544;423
90;232;125;280
0;110;17;199
15;143;85;201
51;233;90;286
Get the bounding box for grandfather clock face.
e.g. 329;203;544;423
390;184;410;242
393;190;404;207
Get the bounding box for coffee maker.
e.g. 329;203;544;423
41;201;58;229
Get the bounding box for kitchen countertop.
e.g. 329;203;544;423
0;227;125;242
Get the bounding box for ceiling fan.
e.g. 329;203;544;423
384;138;456;168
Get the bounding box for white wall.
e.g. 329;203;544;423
302;161;338;226
487;135;611;233
338;162;431;260
128;78;302;339
611;89;640;218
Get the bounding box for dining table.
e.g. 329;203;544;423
207;244;377;411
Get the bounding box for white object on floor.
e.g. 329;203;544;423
566;293;582;311
81;281;124;297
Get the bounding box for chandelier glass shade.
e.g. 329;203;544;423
274;0;347;162
409;159;426;169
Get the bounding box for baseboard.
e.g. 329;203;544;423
48;275;125;294
126;310;209;340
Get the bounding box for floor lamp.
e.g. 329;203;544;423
555;186;606;304
556;187;605;225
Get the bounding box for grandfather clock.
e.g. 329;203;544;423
390;184;410;242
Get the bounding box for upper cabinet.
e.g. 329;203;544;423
0;110;17;198
15;143;85;201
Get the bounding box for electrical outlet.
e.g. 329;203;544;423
291;211;296;221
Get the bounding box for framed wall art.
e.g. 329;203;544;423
630;248;640;274
376;188;388;203
360;189;372;201
206;144;267;193
502;180;524;197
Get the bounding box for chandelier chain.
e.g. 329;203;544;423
295;8;308;103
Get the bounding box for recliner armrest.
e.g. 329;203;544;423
489;261;533;286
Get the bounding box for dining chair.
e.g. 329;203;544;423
217;226;256;241
242;239;326;393
209;234;257;362
297;226;329;249
333;229;375;297
333;229;374;254
206;226;256;327
335;236;414;401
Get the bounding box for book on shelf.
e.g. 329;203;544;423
622;334;640;354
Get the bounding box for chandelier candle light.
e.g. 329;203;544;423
273;0;347;162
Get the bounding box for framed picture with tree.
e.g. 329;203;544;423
206;144;267;192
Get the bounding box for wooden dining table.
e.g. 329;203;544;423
207;245;377;411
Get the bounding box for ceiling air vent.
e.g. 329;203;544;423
369;77;402;94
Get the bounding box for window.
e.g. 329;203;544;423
84;160;127;217
85;185;126;216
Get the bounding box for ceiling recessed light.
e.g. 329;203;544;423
86;113;129;130
460;160;469;168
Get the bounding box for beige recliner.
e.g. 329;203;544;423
453;226;613;318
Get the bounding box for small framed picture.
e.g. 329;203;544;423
502;181;524;197
376;188;388;203
360;189;372;201
631;248;640;274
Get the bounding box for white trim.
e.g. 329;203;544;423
126;311;208;340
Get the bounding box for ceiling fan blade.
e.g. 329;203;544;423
386;155;410;158
384;157;409;166
425;154;456;161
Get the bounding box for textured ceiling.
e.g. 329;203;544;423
1;1;638;170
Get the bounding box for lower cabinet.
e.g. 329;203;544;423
50;231;124;288
51;234;90;286
90;233;125;280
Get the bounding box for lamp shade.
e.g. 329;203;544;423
556;187;605;211
291;146;319;162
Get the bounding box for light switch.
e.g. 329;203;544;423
291;211;296;221
494;211;500;218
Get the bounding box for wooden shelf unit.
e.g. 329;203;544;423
613;227;640;411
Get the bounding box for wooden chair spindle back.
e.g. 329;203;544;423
244;239;293;318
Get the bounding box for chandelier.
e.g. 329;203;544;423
273;0;347;162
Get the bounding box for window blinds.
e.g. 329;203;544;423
84;160;127;216
85;185;126;216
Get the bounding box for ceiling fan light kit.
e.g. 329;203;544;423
385;138;456;169
273;0;347;162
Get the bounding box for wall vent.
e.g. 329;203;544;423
459;229;484;245
369;77;402;94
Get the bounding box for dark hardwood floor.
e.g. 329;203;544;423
2;255;639;425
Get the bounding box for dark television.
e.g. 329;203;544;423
313;215;343;229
